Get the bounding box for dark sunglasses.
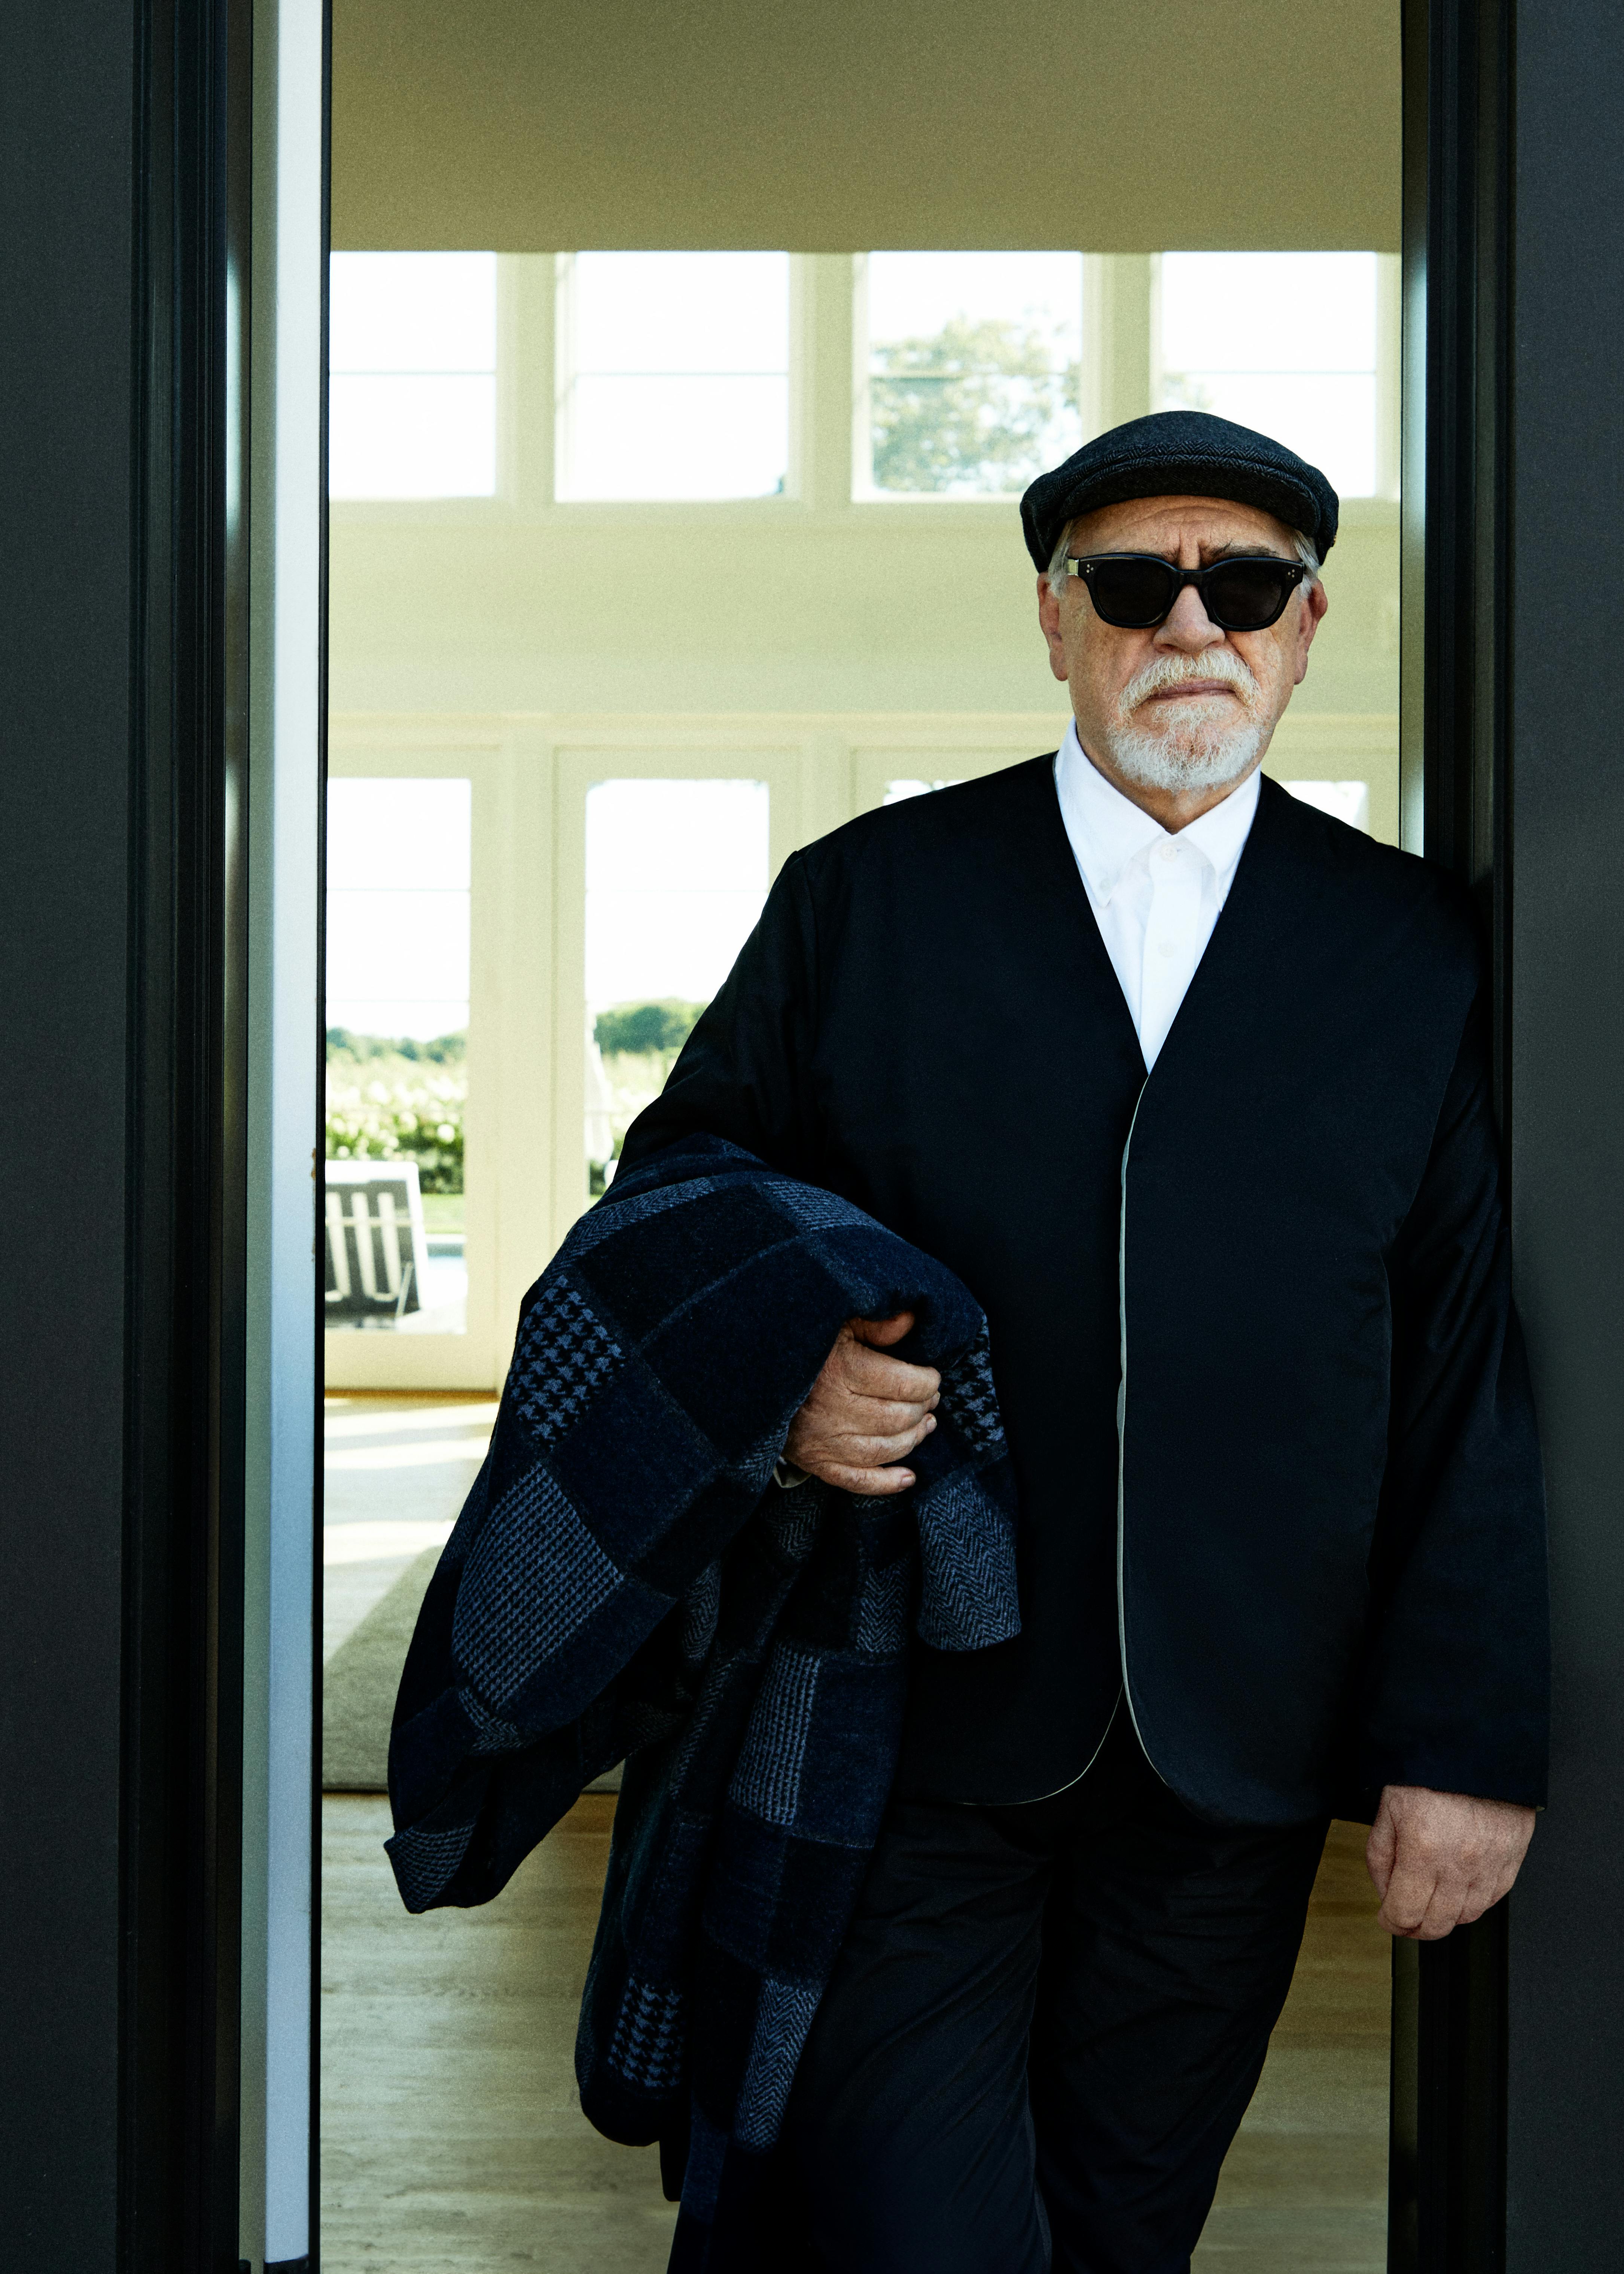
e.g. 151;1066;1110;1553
1067;552;1308;632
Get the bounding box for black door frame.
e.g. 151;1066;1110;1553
124;0;255;2264
6;2;1598;2268
1389;2;1517;2270
0;0;254;2266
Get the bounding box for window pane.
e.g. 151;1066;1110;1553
584;779;770;1193
327;776;472;889
326;889;470;1007
329;376;497;500
328;252;497;499
1172;374;1377;500
1157;252;1380;500
329;252;497;373
570;251;789;374
863;252;1084;498
565;375;790;502
557;254;791;501
326;779;471;1335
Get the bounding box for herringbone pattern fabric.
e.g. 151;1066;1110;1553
386;1135;1019;2272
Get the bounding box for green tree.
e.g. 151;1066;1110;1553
869;316;1079;495
594;999;707;1055
326;1026;466;1065
325;1034;467;1191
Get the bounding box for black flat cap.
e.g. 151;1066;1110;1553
1020;410;1339;571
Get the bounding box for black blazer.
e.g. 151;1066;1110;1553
618;758;1549;1825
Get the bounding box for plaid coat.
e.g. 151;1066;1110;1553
386;1134;1020;2269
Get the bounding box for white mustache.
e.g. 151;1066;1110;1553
1119;649;1260;714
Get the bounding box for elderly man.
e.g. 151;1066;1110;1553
612;411;1548;2273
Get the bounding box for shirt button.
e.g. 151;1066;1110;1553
1158;940;1176;957
1156;842;1177;862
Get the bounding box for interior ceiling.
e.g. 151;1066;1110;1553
332;0;1401;253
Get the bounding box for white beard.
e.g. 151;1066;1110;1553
1096;652;1268;793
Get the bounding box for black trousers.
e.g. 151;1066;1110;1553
784;1710;1328;2274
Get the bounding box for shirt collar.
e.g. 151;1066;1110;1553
1054;717;1261;905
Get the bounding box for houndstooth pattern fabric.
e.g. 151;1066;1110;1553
508;1272;623;1445
385;1133;1020;2274
936;1324;1005;1456
607;1975;687;2095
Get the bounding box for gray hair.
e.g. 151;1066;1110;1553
1045;519;1321;602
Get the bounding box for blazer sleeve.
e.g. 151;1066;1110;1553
615;849;825;1185
1359;988;1550;1807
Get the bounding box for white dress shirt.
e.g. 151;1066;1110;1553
1054;719;1260;1072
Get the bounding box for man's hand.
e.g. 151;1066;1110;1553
783;1311;941;1496
1366;1784;1536;1939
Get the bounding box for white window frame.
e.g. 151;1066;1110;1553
1147;250;1402;505
326;252;521;521
551;251;806;511
851;250;1095;507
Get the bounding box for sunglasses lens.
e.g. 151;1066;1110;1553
1204;560;1296;630
1085;558;1179;626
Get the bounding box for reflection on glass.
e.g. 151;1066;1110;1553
326;777;471;1333
861;252;1084;497
555;253;791;501
584;779;770;1194
328;251;498;500
1157;252;1380;499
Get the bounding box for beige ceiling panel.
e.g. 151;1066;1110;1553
333;0;1400;253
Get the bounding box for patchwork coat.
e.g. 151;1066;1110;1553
387;1135;1020;2268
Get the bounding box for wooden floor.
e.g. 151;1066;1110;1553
1194;1820;1389;2273
323;1793;676;2273
323;1804;1388;2273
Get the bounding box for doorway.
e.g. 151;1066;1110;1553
312;8;1408;2269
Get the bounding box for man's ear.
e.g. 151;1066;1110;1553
1293;578;1329;684
1037;576;1071;683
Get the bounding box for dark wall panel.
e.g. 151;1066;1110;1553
0;3;137;2264
1506;0;1624;2262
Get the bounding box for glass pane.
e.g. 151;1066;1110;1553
863;251;1084;497
1157;252;1380;500
584;778;770;1194
329;251;498;372
564;375;789;501
557;253;791;500
569;250;790;373
328;252;498;498
326;778;470;1334
329;375;497;500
